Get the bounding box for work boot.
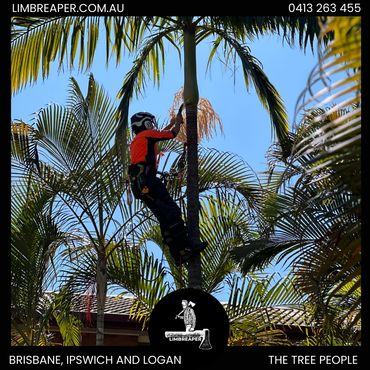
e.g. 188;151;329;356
191;241;208;254
162;223;186;245
162;230;174;245
169;245;193;267
177;247;194;266
170;241;208;267
162;225;208;266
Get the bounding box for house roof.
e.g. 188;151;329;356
247;305;314;327
44;292;136;316
45;292;312;327
71;294;134;316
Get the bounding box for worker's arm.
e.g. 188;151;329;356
162;114;184;136
162;118;175;131
146;113;183;141
146;129;176;141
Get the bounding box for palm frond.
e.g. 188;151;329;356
233;16;361;345
159;145;262;211
202;16;322;50
52;290;83;346
11;16;158;94
226;273;308;346
199;192;256;293
198;148;262;205
294;17;361;185
201;27;291;157
11;176;72;345
12;76;134;244
12;17;96;93
115;27;180;161
168;87;224;143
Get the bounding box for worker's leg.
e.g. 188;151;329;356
132;175;206;265
130;175;180;225
145;177;183;224
144;177;188;239
143;177;205;264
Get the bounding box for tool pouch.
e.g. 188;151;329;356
128;163;149;198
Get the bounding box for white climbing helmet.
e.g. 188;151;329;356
130;112;157;132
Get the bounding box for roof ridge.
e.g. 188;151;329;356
44;291;135;299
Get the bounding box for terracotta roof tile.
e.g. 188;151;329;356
248;306;314;327
44;292;135;316
71;295;135;315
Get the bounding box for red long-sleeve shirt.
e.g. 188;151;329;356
130;129;175;169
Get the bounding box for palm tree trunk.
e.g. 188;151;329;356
183;25;202;289
96;248;107;345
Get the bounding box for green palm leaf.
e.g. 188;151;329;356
11;16;153;94
115;27;181;160
202;28;291;156
226;273;308;346
232;16;361;345
11;175;76;345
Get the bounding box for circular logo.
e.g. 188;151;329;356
148;288;229;351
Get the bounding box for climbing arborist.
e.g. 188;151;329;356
128;109;207;266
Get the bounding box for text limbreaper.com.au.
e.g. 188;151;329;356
12;3;124;13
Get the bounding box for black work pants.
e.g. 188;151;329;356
131;175;190;252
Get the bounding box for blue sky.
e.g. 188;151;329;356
11;29;319;300
12;32;317;173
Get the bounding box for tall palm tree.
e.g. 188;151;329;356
233;108;361;345
12;16;322;288
63;190;303;347
11;75;263;345
11;75;132;345
11;173;82;345
232;16;361;345
59;142;264;326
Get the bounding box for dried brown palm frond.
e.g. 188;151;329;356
168;88;224;143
